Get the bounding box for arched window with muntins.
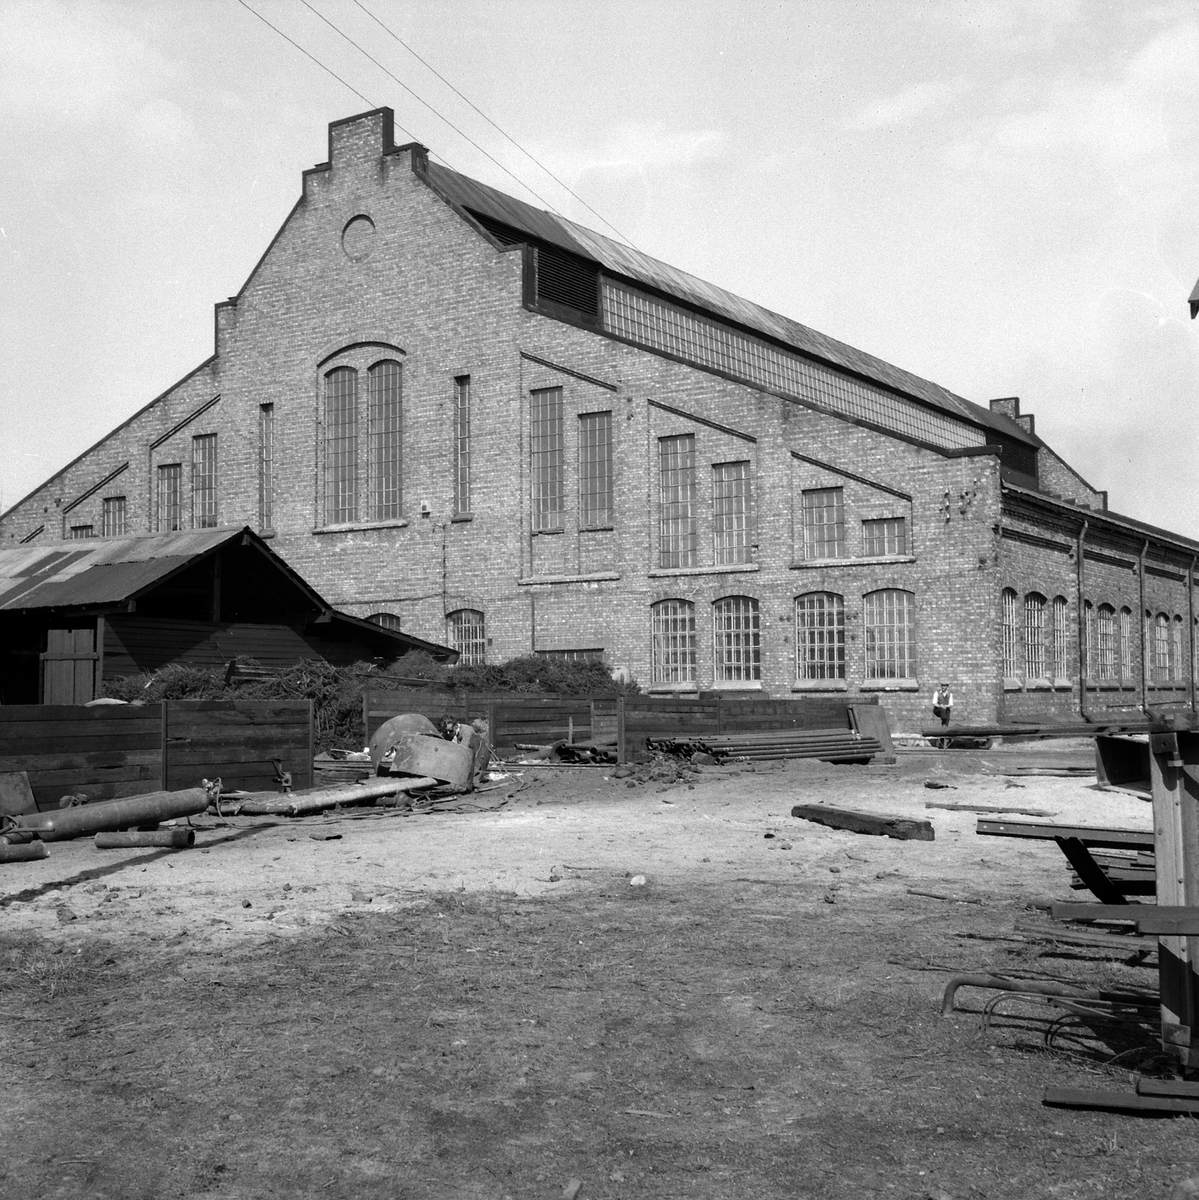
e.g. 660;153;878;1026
864;589;915;680
1120;607;1133;680
368;360;402;520
795;592;845;681
367;613;402;631
1083;600;1095;681
1001;589;1019;679
1052;596;1069;679
1024;593;1046;679
1153;612;1170;682
712;596;760;683
1096;604;1116;681
651;600;696;684
1173;616;1184;682
324;366;358;524
447;609;486;666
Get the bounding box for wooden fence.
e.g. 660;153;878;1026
363;689;879;764
0;700;312;811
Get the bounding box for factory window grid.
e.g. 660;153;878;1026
367;613;402;631
1096;604;1117;681
1152;612;1170;683
795;592;845;681
1173;616;1185;683
602;282;985;452
447;609;486;666
1084;601;1095;680
651;598;697;684
531;387;564;532
1001;589;1019;679
368;361;403;521
324;366;359;524
68;524;94;540
535;649;605;663
865;589;915;680
192;433;218;529
802;487;845;559
1024;593;1047;680
659;434;697;569
713;595;760;683
1120;607;1134;681
156;463;183;533
578;410;613;528
863;517;907;557
1052;595;1069;680
259;404;275;531
453;376;471;517
101;496;127;538
713;460;751;565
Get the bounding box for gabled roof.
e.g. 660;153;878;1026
0;527;456;660
424;161;1035;447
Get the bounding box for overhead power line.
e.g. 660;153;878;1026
349;0;637;247
298;0;571;219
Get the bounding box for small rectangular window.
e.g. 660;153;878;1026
862;517;907;556
259;404;275;531
192;433;218;529
579;411;613;528
802;487;844;559
531;387;564;532
534;648;605;663
659;434;697;568
453;376;471;516
156;464;182;533
68;524;94;540
713;461;751;565
102;496;127;537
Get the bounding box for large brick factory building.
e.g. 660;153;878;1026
3;108;1197;728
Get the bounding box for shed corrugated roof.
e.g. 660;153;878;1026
0;529;236;611
424;162;1033;445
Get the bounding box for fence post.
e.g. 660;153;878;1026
160;701;169;791
617;696;626;765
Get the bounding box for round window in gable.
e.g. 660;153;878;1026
341;214;377;262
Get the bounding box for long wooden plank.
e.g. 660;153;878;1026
976;819;1153;849
0;750;162;773
1136;1078;1199;1097
1048;903;1199;935
1043;1086;1199;1114
0;734;163;758
0;704;164;722
791;804;934;841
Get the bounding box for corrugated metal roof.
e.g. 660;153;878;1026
0;529;239;611
425;162;1033;444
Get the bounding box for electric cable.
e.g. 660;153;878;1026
349;0;638;247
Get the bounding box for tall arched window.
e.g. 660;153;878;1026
1096;604;1116;681
1083;601;1095;681
651;600;696;684
1052;596;1069;680
1120;607;1133;681
324;366;359;525
368;360;403;520
795;592;845;681
864;589;915;680
447;609;486;666
1001;589;1019;679
1173;616;1184;682
1153;612;1170;682
712;596;760;683
1024;593;1046;679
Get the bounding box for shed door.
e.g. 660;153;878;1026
42;628;98;705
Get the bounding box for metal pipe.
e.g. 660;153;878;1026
942;972;1154;1017
1077;520;1089;721
0;841;49;862
95;829;195;849
6;787;209;842
234;778;428;816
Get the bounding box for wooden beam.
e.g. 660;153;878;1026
791;804;934;841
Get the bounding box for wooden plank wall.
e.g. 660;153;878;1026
0;700;313;810
0;704;163;810
164;700;313;793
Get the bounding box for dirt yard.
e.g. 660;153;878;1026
2;742;1197;1200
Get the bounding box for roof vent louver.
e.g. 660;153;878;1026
468;210;527;247
535;244;599;320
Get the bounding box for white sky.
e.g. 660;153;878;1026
2;0;1198;536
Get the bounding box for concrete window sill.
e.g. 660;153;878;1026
518;572;621;586
791;679;849;692
648;563;759;578
710;680;763;691
790;555;916;570
312;519;409;534
647;683;699;694
859;680;919;692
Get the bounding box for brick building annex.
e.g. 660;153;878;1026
3;107;1197;728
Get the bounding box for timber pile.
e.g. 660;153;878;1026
646;729;881;764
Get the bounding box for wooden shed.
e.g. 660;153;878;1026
0;527;455;704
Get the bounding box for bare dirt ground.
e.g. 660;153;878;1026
2;742;1197;1200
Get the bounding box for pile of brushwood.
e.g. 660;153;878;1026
101;654;638;753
